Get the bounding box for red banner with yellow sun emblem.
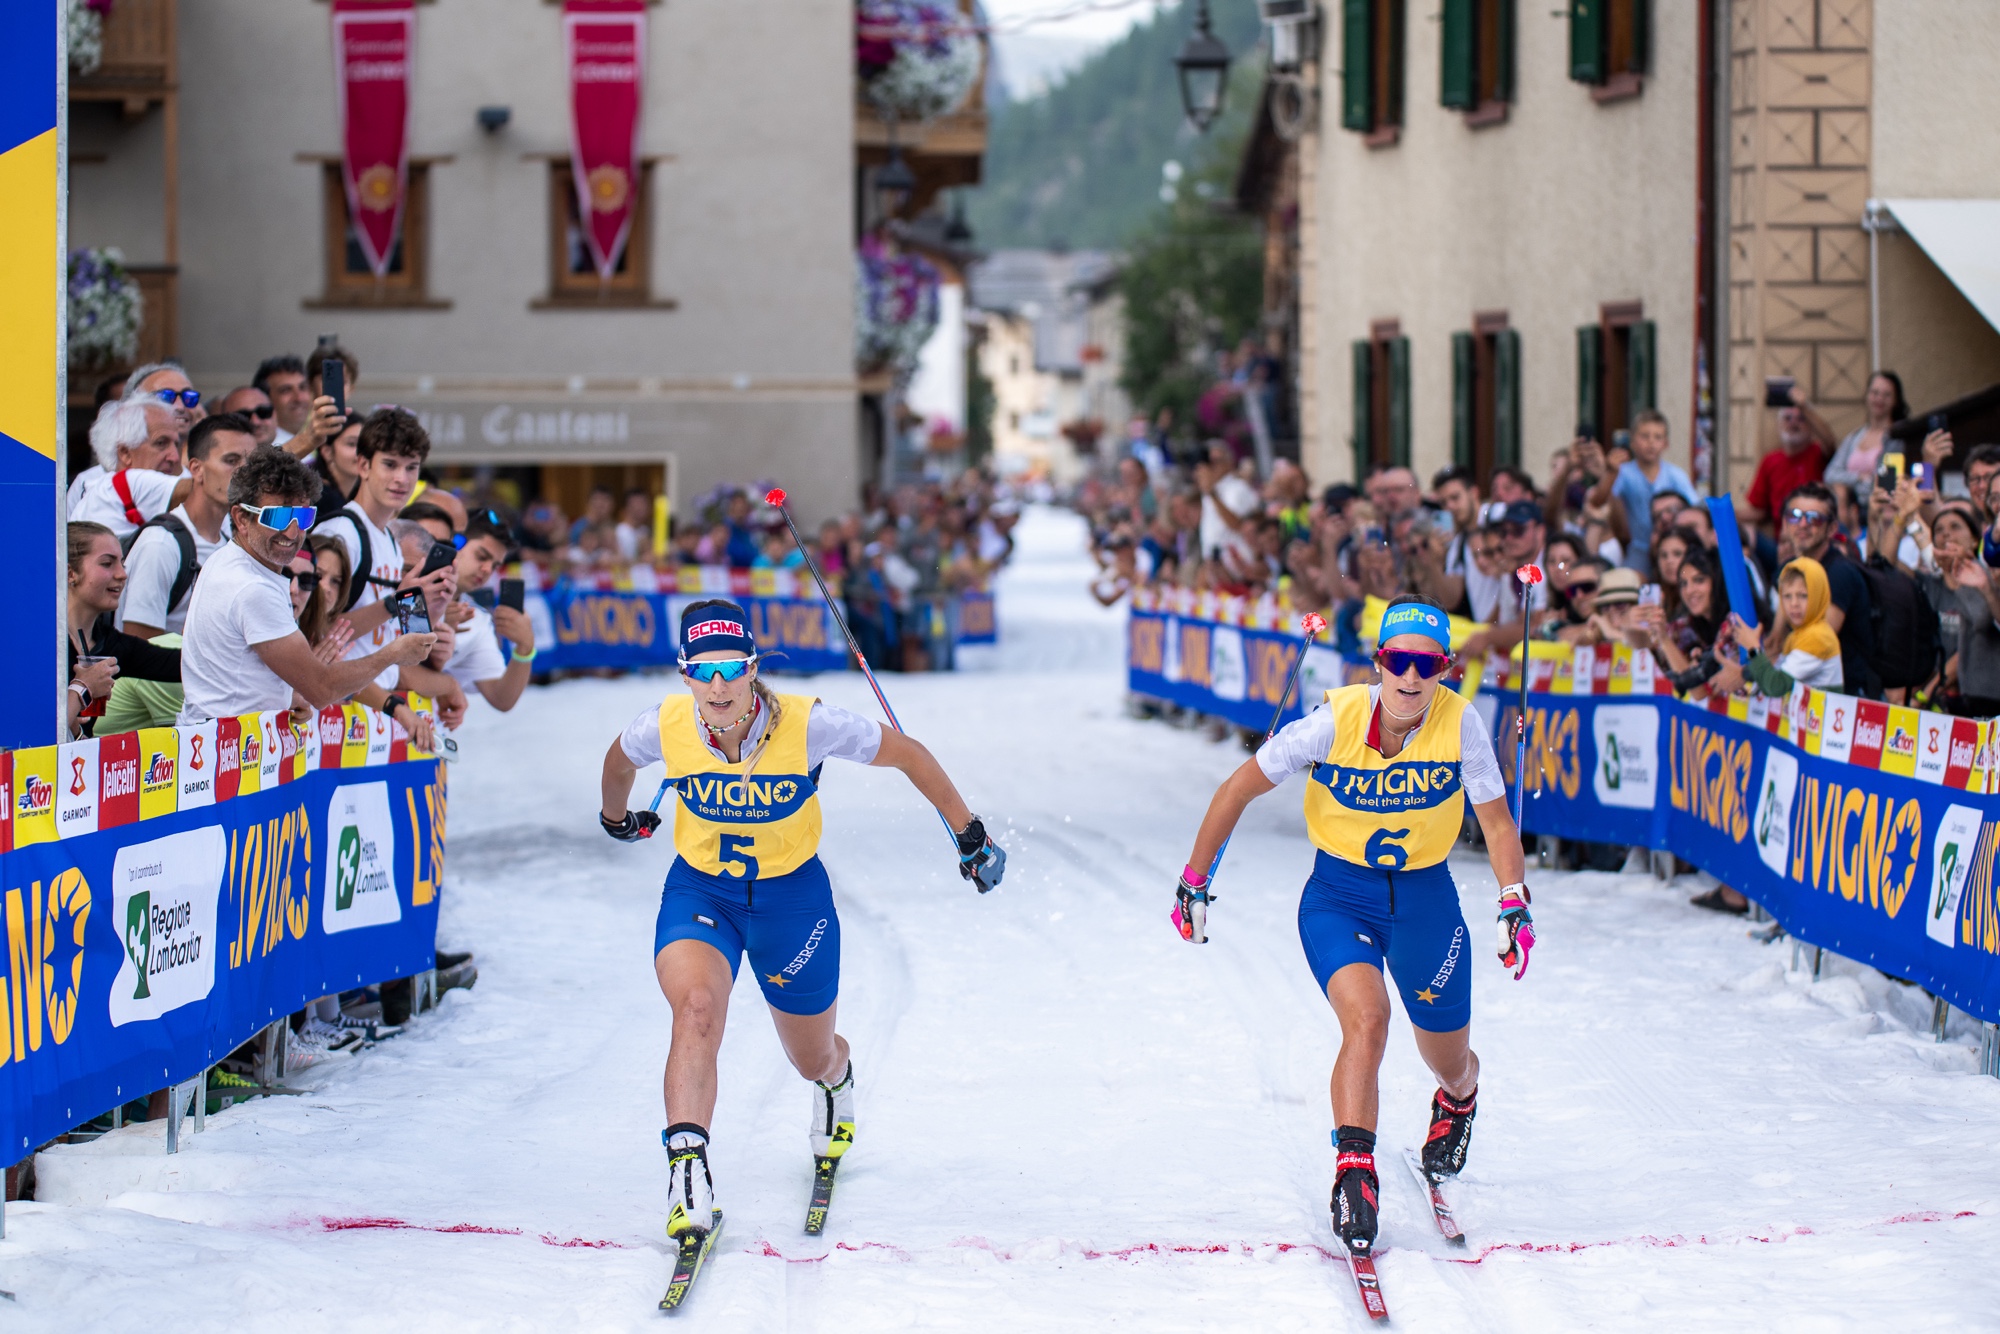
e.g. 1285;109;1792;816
331;0;415;279
565;0;647;281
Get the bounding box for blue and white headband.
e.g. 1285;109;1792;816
1378;602;1452;655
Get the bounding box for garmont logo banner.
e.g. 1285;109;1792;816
0;760;443;1158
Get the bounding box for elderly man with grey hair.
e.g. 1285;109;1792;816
69;398;192;538
123;359;205;428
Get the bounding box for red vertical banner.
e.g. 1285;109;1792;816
332;0;416;278
565;0;647;280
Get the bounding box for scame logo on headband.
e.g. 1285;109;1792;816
686;619;747;643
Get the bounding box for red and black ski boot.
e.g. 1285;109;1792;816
1421;1086;1476;1180
1331;1127;1381;1255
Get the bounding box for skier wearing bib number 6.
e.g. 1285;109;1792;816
597;599;1005;1273
1176;595;1533;1259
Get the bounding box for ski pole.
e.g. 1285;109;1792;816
1203;611;1329;885
1511;563;1544;829
763;488;994;885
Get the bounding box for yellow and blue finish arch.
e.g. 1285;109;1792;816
0;0;62;746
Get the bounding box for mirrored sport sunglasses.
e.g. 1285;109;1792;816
1375;648;1453;680
678;655;757;683
239;503;317;532
151;388;202;409
1784;506;1831;526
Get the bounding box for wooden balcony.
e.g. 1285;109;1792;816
70;0;177;115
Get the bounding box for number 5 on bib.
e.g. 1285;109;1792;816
719;833;760;880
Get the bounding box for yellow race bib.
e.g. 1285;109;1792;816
658;693;822;879
1303;684;1469;871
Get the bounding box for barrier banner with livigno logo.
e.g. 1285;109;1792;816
1129;609;2000;1023
0;759;445;1158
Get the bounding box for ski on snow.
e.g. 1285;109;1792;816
659;1210;723;1314
1344;1249;1389;1322
1403;1147;1466;1246
803;1155;841;1235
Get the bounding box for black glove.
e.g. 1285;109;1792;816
955;816;1007;893
601;809;662;843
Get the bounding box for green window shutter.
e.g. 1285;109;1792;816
1628;319;1657;416
1352;339;1374;479
1388;336;1412;467
1628;0;1648;74
1440;0;1476;110
1341;0;1374;132
1569;0;1605;85
1495;328;1522;469
1576;324;1603;438
1496;0;1517;103
1451;332;1476;467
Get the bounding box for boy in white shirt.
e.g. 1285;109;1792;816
118;412;251;638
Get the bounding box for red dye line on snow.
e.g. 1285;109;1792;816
1442;1209;1979;1266
318;1216;634;1250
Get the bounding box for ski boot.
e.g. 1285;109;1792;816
1331;1127;1380;1255
665;1124;717;1240
1421;1086;1476;1180
811;1060;856;1161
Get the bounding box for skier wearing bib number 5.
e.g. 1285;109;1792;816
1176;596;1533;1257
598;600;1005;1251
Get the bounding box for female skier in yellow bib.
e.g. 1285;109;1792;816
1175;595;1533;1263
599;599;1004;1300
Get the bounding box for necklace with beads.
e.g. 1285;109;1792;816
700;697;758;738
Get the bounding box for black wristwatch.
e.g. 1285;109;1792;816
383;693;408;719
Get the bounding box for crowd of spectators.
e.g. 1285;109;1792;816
1085;371;1995;910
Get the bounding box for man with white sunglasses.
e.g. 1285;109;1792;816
178;447;435;724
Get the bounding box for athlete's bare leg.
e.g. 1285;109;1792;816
770;1001;849;1085
1326;962;1392;1129
656;938;735;1127
1411;1024;1479;1101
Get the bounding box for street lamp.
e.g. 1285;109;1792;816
874;146;917;221
1175;0;1232;133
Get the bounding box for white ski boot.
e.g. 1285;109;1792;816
664;1125;716;1239
810;1061;856;1161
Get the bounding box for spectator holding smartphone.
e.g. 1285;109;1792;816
1583;411;1698;574
178;448;434;724
1823;371;1907;501
66;521;183;737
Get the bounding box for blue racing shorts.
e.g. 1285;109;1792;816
1297;850;1473;1033
654;855;840;1016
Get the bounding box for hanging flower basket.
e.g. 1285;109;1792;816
67;247;144;371
68;0;113;76
855;234;940;379
855;0;982;123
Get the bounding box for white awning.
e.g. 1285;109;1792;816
1883;198;2000;335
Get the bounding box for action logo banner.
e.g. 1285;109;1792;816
331;0;415;278
564;0;647;280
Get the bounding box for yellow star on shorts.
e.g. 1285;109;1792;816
1414;987;1440;1004
765;973;789;987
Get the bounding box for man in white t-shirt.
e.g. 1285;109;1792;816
70;399;191;538
405;506;540;712
314;409;446;690
179;447;434;724
118;413;252;639
1195;441;1259;566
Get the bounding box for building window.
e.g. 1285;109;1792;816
1576;302;1656;443
537;160;667;308
1351;321;1410;478
1440;0;1514;124
313;161;445;308
1452;313;1521;483
1340;0;1405;144
1568;0;1646;101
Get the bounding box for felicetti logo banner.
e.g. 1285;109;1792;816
331;0;415;278
0;759;446;1159
565;0;647;280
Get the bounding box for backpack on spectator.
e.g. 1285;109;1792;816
120;511;202;615
313;505;373;613
1859;552;1941;690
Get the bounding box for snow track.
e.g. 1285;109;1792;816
15;506;2000;1330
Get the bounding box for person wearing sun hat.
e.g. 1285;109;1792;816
1174;593;1532;1257
597;597;1003;1250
